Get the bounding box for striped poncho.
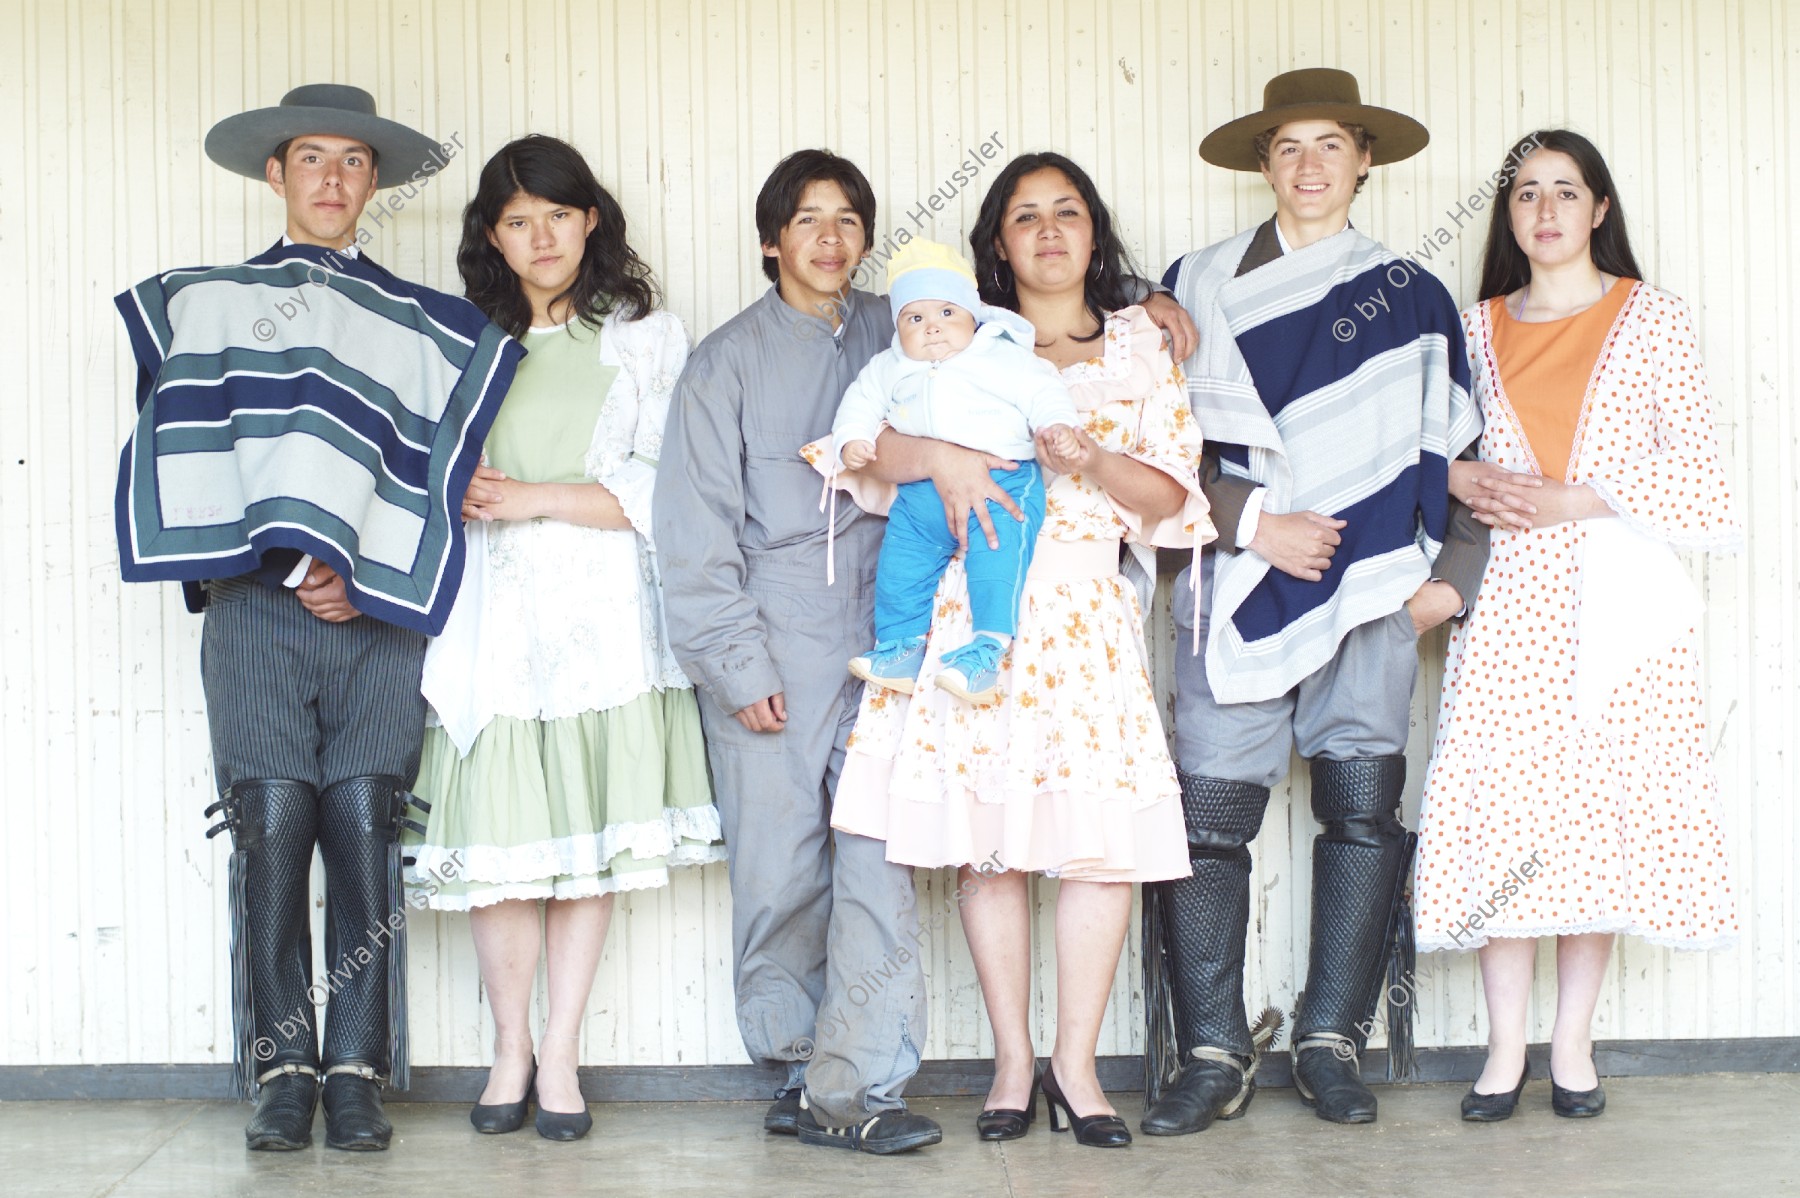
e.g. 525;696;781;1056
114;242;522;635
1170;226;1480;703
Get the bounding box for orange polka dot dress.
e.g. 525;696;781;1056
1413;282;1742;952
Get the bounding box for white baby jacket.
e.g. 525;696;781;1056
829;309;1076;467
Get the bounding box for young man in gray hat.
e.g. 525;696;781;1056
1143;68;1486;1133
114;84;518;1151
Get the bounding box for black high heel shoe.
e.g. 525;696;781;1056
1551;1048;1606;1118
534;1102;594;1140
1460;1060;1529;1122
470;1057;536;1134
976;1066;1043;1141
1041;1063;1131;1148
534;1077;595;1141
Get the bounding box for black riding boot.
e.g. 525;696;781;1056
317;774;413;1151
1141;773;1274;1136
206;778;321;1150
1293;755;1414;1125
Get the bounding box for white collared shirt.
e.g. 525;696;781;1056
280;234;359;258
1271;218;1350;256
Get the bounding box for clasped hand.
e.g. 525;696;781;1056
1249;510;1347;582
1450;460;1542;531
461;463;535;522
1033;423;1094;475
295;560;359;623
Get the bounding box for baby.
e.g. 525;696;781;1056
832;240;1077;705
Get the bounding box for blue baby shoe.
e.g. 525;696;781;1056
849;635;930;694
932;635;1006;706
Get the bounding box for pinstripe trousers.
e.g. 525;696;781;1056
199;576;428;791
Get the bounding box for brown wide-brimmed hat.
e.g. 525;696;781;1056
205;84;443;188
1200;67;1429;172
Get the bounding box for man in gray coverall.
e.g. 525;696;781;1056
657;148;1199;1155
653;150;943;1155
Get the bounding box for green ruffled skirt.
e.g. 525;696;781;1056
405;686;723;910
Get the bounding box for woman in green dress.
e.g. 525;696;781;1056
409;134;722;1141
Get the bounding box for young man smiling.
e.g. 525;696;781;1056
114;84;517;1152
1143;68;1487;1134
655;150;942;1156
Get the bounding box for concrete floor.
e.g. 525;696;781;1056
4;1075;1796;1198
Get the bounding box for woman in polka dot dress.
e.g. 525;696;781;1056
1414;130;1741;1121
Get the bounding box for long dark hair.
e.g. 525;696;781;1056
458;134;659;338
1477;129;1644;302
969;152;1140;343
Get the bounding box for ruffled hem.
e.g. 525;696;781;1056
1418;922;1739;954
409;690;720;899
832;748;1186;882
1414;715;1737;958
1108;442;1214;552
591;458;658;546
408;839;727;912
408;803;725;886
1588;477;1744;554
801;434;897;518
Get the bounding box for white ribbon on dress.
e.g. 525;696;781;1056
421;517;492;756
1574;519;1703;723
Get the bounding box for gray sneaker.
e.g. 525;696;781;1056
795;1091;942;1155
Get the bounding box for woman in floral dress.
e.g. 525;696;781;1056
818;152;1212;1146
1417;130;1740;1122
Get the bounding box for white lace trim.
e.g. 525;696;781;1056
1588;477;1744;554
1418;922;1739;954
406;805;724;888
595;460;657;544
412;859;723;912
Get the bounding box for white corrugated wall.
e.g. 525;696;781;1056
2;0;1793;1072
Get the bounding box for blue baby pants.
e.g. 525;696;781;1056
874;461;1046;642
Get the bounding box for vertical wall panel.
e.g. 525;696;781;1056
0;0;1792;1071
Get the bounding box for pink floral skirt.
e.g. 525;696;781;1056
830;538;1188;883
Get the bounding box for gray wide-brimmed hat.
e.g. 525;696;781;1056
1200;68;1429;172
204;84;443;187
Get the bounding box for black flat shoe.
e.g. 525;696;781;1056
799;1108;943;1151
1041;1064;1130;1148
764;1085;803;1135
1551;1052;1607;1118
976;1067;1042;1141
470;1057;536;1134
1292;1036;1377;1124
245;1067;318;1151
796;1092;942;1155
321;1069;392;1151
1140;1052;1254;1136
1461;1061;1529;1122
1551;1079;1606;1118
